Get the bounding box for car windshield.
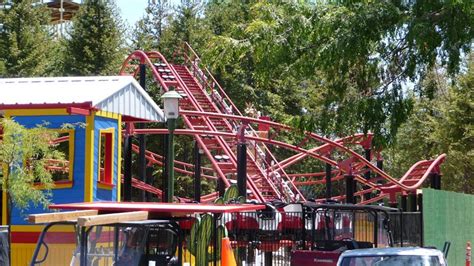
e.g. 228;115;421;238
341;255;442;266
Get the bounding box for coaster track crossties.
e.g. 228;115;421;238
119;43;446;205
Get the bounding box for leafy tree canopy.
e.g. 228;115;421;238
64;0;125;75
200;1;473;146
130;0;171;52
387;56;474;193
0;0;55;77
0;119;64;211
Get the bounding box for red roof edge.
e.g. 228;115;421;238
0;101;93;110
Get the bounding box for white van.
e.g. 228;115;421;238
337;247;447;266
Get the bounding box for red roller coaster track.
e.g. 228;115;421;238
118;42;446;205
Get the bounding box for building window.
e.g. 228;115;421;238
50;131;74;182
34;129;75;189
98;129;114;187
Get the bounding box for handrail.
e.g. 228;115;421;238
183;42;243;117
181;42;305;201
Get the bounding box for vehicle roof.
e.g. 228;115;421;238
340;247;444;257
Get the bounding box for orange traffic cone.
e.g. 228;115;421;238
221;237;237;266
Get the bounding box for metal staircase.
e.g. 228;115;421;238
120;45;304;203
169;61;300;202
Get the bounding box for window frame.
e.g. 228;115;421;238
34;129;75;189
97;128;115;190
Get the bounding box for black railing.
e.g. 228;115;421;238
31;210;420;265
390;212;423;247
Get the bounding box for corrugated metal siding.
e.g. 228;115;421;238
0;76;165;122
94;83;164;122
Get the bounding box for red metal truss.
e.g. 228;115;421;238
119;43;446;204
120;48;305;203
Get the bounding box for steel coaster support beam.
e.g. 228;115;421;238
123;123;133;202
138;64;147;201
345;174;355;204
435;174;441;190
364;148;372;180
237;124;248;200
418;193;424;245
376;154;383;178
364;148;372;200
166;118;177;203
162;134;169;202
217;178;225;197
430;173;441;190
401;194;408;211
325;162;332;201
145;166;153;201
408;193;417;212
193;141;202;202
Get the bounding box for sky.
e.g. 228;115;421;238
116;0;148;28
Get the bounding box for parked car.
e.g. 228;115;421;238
337;247;447;266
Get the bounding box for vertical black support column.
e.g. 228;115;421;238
408;193;417;212
138;64;147;202
123;124;133;202
138;131;146;201
325;162;332;201
237;143;247;199
217;178;225;197
364;148;372;199
364;148;371;180
430;173;441;190
401;195;408;211
193;141;201;202
436;174;441;190
345;174;355;204
237;123;248;199
162;134;169;202
429;173;436;189
377;159;383;173
418;193;424;246
145;166;153;202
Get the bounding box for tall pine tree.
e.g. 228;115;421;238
131;0;170;51
64;0;125;75
0;0;54;77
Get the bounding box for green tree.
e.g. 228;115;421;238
159;0;210;58
64;0;125;75
386;59;473;193
0;118;64;219
0;0;54;77
200;1;473;146
130;0;171;51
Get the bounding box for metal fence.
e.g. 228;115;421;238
389;212;423;247
28;210;420;266
180;211;302;266
180;208;399;265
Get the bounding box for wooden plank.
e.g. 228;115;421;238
28;210;98;224
77;211;149;227
50;202;266;214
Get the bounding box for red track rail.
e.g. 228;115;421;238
118;43;446;204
